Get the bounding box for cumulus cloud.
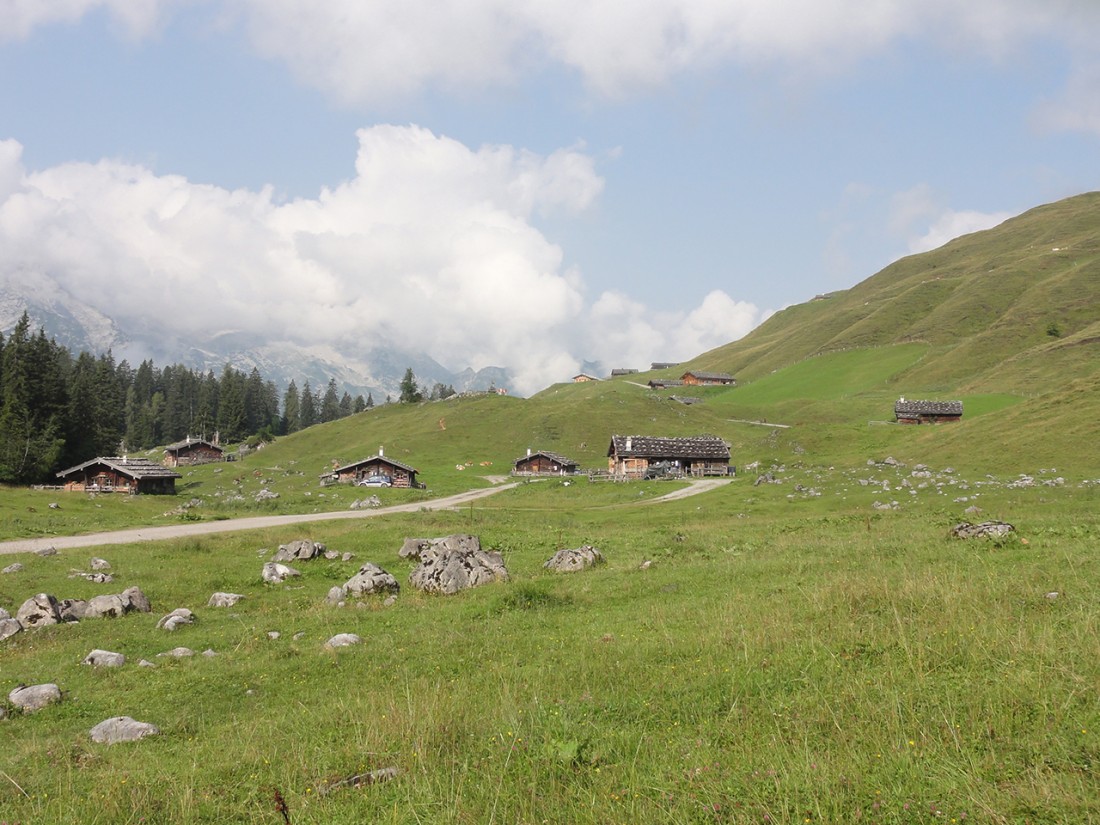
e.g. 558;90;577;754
0;0;172;41
888;184;1014;255
906;209;1015;255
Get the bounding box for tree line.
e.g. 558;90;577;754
0;313;374;484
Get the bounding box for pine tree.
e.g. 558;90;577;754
282;381;300;434
399;368;423;403
320;378;340;423
299;381;317;429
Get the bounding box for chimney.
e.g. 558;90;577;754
526;448;531;457
379;445;384;457
625;437;632;451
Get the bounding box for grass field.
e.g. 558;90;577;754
2;465;1097;823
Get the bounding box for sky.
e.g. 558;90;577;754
1;1;1098;394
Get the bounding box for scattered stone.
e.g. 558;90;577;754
325;633;362;648
58;599;88;621
326;586;347;606
639;560;653;570
262;562;301;584
319;766;400;795
343;563;400;596
89;716;160;744
872;500;899;511
90;558;112;570
157;647;194;658
293;631;306;640
34;546;58;557
964;505;982;515
208;592;245;608
69;571;114;584
0;617;23;642
544;545;604;572
122;586;152;613
1045;591;1060;600
156;608;195;631
48;502;60;510
254;489;279;501
9;683;62;712
83;649;126;668
267;631;280;640
16;593;62;628
383;595;397;607
950;521;1016;539
349;495;382;510
398;538;431;560
408;535;509;595
273;539;325;563
138;659;156;668
202;649;218;657
2;563;23;574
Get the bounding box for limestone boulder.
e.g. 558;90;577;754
273;539;326;563
343;563;400;596
544;545;604;572
85;594;127;619
262;562;301;584
0;617;22;642
2;562;23;574
89;716;160;744
325;633;362;648
121;586;152;614
90;558;112;570
408;535;508;595
83;649;126;667
58;599;89;621
207;592;245;608
951;521;1015;539
16;593;61;628
156;608;195;631
10;683;62;712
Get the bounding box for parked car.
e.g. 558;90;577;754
357;474;393;487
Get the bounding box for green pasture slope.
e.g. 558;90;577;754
2;192;1099;822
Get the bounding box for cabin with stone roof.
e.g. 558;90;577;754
56;457;182;494
894;398;963;424
512;449;580;476
681;370;735;386
163;437;224;467
321;448;422;488
607;435;732;479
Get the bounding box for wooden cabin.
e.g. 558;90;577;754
512;449;580;476
56;457;182;495
163;437;224;467
572;373;601;383
607;435;731;480
322;448;422;488
648;379;684;389
894;399;963;424
680;371;735;386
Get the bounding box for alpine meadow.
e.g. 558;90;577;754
1;194;1098;824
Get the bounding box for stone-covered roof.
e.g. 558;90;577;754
682;371;735;382
57;457;183;480
513;450;578;468
164;437;222;453
330;454;418;475
648;379;684;388
894;400;963;416
608;435;730;460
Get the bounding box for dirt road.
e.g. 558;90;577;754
0;477;731;556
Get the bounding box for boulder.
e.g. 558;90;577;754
9;683;62;712
343;563;400;596
90;558;112;570
121;586;152;614
85;594;127;619
0;617;23;642
544;545;604;572
325;633;362;648
950;521;1015;539
58;599;89;621
262;562;301;584
207;592;245;608
408;535;509;595
89;716;160;744
272;539;324;562
326;585;347;606
2;562;23;574
157;647;194;658
156;608;195;631
16;593;61;628
83;649;126;668
34;546;58;557
398;538;431;560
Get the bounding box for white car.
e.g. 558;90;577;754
357;475;392;487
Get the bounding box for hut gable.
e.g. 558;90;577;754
322;449;422;488
512;449;580;476
894;399;963;424
56;457;182;494
607;434;731;479
163;437;224;467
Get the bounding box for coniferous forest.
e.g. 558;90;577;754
0;313;368;484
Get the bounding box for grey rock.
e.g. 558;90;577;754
383;595;397;607
89;716;160;744
90;558;112;570
121;586;151;614
202;648;218;657
138;659;156;668
34;546;58;557
9;683;62;712
326;585;347;606
0;617;23;642
157;647;194;658
0;607;8;619
950;521;1015;539
83;649;126;667
85;594;127;619
2;562;23;574
544;545;605;572
58;599;89;621
273;539;325;563
408;535;509;595
343;563;400;596
16;593;61;628
156;608;195;631
207;592;245;608
399;538;431;560
262;562;301;583
325;633;362;648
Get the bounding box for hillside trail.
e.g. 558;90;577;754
0;477;730;556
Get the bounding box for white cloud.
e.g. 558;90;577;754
906;209;1015;255
1033;61;1100;137
0;0;172;41
885;184;1014;254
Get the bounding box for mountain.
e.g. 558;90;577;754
684;192;1100;395
0;272;511;400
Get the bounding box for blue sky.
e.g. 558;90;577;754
1;1;1098;393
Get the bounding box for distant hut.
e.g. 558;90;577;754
607;435;731;480
56;457;182;495
321;447;422;488
163;437;224;467
894;398;963;424
680;371;735;386
512;449;580;476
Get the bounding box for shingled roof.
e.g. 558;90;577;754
57;457;182;480
608;435;730;460
894;400;963;416
513;450;578;467
164;437;222;453
330;453;418;475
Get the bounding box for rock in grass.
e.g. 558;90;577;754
325;633;361;648
83;649;126;667
273;539;326;562
16;593;61;628
544;545;604;572
2;562;23;574
89;716;160;744
408;535;509;595
0;617;23;642
207;592;245;608
9;683;62;712
326;585;347;606
262;562;301;584
156;608;195;631
34;546;57;557
343;563;400;596
950;521;1015;539
90;558;112;570
157;647;194;658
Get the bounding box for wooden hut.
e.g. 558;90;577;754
56;457;182;494
512;449;580;476
607;435;731;480
322;448;422;488
894;399;963;424
163;437;224;467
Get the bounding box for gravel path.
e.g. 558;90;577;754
0;477;731;556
